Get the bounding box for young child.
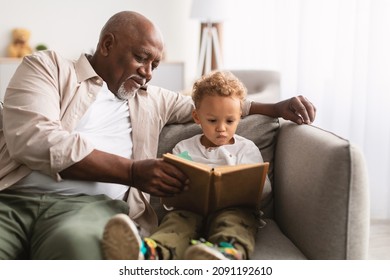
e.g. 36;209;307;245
102;71;268;260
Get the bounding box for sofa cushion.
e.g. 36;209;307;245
157;114;280;217
252;219;307;259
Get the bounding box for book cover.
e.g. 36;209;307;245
161;153;269;216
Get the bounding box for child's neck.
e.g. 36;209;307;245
200;135;235;149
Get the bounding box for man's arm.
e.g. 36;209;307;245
59;150;189;197
249;95;316;124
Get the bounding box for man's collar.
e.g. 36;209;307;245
74;53;100;83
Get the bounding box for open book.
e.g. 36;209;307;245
161;153;269;216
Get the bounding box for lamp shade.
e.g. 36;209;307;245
190;0;230;23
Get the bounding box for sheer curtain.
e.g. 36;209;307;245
223;0;390;219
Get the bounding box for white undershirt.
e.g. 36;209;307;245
172;134;264;167
11;83;132;199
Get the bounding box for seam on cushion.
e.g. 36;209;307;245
345;141;353;259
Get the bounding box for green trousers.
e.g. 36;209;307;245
150;207;259;260
0;190;129;260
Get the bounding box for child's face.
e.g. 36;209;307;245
192;95;242;148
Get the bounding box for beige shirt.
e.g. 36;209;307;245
0;50;252;234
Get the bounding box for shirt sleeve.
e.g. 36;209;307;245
237;139;264;164
2;52;94;179
157;87;194;125
242;99;252;117
172;140;186;155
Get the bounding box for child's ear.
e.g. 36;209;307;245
192;109;201;124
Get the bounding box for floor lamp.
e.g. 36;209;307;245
191;0;229;77
196;23;223;78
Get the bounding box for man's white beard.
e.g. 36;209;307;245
116;82;136;100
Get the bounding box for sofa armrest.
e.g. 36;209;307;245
273;121;370;259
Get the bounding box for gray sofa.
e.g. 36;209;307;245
154;114;370;259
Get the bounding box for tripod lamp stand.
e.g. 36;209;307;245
197;22;223;78
191;0;230;77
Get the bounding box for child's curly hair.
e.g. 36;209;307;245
192;71;247;108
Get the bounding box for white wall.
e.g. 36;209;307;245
0;0;199;88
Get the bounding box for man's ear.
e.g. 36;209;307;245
99;33;115;56
192;109;201;124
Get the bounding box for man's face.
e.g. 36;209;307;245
105;30;163;99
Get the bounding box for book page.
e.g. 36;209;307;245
213;163;265;175
163;153;210;173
